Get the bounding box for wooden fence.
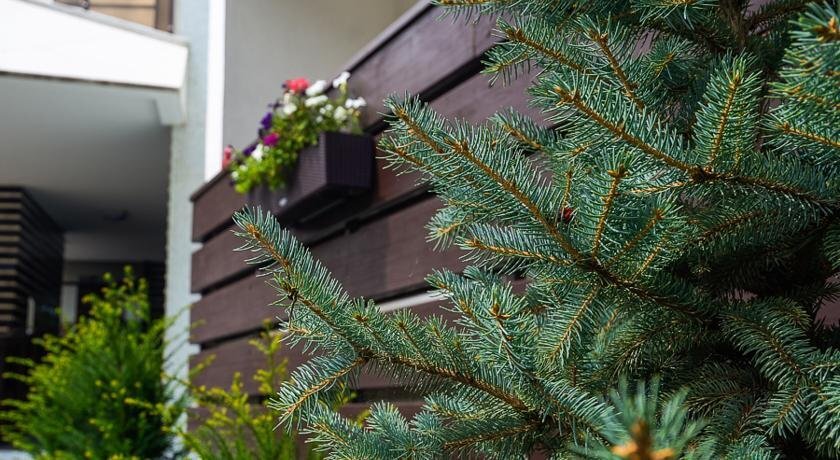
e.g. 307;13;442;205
189;2;541;416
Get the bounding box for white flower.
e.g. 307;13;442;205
316;115;324;123
305;80;327;96
345;97;367;109
334;106;348;122
305;95;328;107
283;103;297;115
283;92;292;105
231;170;239;180
332;71;350;88
252;143;265;161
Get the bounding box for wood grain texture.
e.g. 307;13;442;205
191;273;282;345
191;197;465;298
191;171;246;243
430;70;544;125
348;8;496;128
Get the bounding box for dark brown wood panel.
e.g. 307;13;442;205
191;335;399;395
192;300;455;394
191;172;246;243
348;8;496;128
192;197;465;298
312;198;464;300
192;274;280;345
429;70;544;125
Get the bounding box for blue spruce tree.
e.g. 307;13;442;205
234;1;840;457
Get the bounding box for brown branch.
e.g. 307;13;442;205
605;209;664;268
386;354;531;413
776;122;840;150
593;166;627;259
504;27;585;73
707;72;742;166
546;287;601;363
589;30;645;110
500;122;543;152
464;238;570;266
393;107;445;154
553;86;694;172
447;138;583;259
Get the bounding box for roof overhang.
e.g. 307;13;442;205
0;0;188;124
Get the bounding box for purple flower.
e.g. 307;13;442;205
242;141;258;156
262;132;280;147
260;112;273;130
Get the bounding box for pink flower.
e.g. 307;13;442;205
285;78;309;93
262;132;280;147
222;145;234;168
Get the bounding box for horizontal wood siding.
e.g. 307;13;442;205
348;9;496;128
189;4;533;405
0;188;63;336
0;187;63;409
192;198;463;343
190;173;245;243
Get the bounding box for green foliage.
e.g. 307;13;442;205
0;268;185;459
179;327;342;460
232;1;840;458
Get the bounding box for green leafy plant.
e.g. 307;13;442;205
231;0;839;458
0;268;186;459
179;326;348;460
227;73;367;193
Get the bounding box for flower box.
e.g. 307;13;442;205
246;132;374;225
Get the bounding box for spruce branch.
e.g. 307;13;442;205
234;208;534;417
230;2;840;457
548;82;694;172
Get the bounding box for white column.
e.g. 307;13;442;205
164;0;225;388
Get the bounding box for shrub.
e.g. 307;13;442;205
1;268;185;459
180;327;330;460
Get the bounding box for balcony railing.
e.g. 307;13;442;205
55;0;173;32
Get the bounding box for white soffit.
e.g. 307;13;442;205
0;0;188;124
0;0;188;90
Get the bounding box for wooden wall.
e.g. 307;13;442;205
189;2;540;414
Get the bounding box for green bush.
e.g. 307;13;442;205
1;268;186;459
181;326;359;460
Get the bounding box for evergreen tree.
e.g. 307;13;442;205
233;1;840;457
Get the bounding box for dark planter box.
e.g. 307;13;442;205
247;132;374;225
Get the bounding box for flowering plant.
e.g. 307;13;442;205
225;71;366;193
